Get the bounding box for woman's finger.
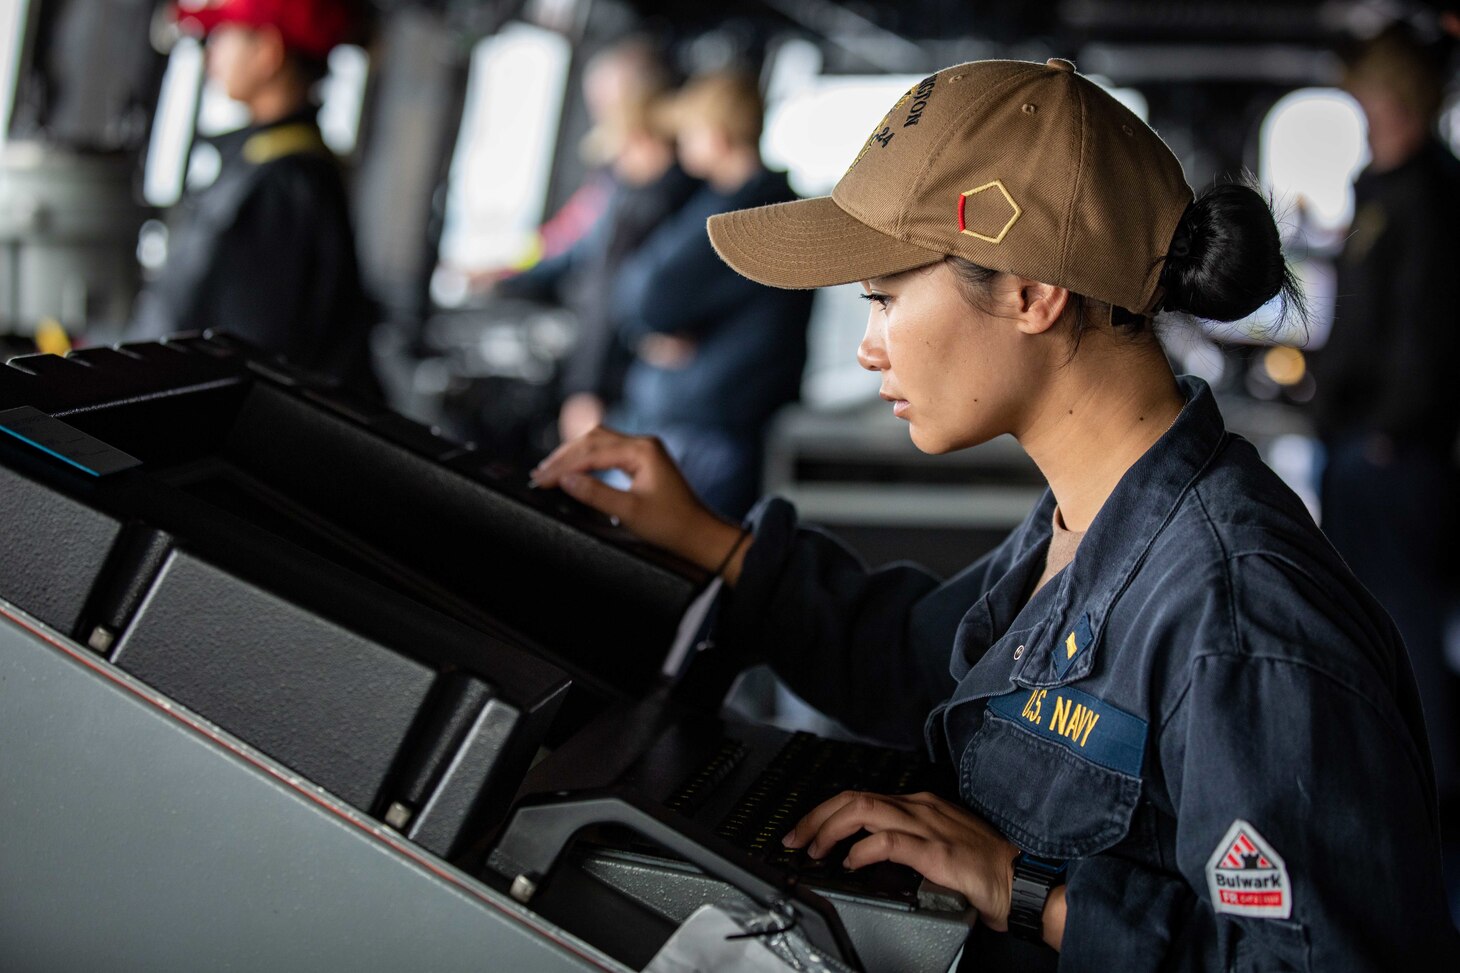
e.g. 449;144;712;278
527;427;726;570
844;828;939;872
532;427;645;487
782;790;861;849
794;792;924;859
841;817;1007;921
529;428;614;484
784;790;915;850
558;471;636;521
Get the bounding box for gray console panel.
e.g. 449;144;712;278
0;601;622;973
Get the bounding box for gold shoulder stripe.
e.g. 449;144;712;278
242;124;331;165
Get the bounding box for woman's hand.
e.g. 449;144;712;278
783;790;1021;932
530;426;748;580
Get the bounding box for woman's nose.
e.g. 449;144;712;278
857;326;888;372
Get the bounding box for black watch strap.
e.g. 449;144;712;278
1008;853;1067;942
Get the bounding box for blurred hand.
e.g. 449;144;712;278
638;333;697;369
558;392;605;442
530;426;748;579
783;790;1020;932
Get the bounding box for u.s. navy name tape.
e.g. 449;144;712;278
986;683;1147;777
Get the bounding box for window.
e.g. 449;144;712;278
319;43;369;156
762;71;925;198
1198;88;1366;350
0;0;31;146
436;22;571;273
1260;88;1367;239
143;36;206;207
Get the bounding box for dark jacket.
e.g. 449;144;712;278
1313;138;1460;451
612;168;814;432
496;165;700;404
131;109;377;393
716;376;1456;970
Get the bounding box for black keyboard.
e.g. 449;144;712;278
491;710;975;972
667;731;945;904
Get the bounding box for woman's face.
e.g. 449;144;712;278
205;25;271;103
676;123;727;179
858;262;1045;454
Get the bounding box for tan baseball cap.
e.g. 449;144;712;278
708;58;1193;317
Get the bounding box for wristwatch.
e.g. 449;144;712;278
1008;852;1067;942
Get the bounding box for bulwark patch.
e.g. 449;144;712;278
1205;820;1292;919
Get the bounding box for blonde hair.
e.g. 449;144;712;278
666;71;764;147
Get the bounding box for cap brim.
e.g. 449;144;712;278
707;195;945;290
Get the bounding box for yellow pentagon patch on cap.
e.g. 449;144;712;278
957;180;1021;244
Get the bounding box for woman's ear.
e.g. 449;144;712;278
1011;279;1070;335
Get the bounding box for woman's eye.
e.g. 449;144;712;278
860;293;890;309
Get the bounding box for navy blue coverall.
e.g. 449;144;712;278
714;376;1458;969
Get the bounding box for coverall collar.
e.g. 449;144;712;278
950;375;1228;691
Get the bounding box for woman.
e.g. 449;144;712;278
531;59;1457;968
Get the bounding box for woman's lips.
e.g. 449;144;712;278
892;400;910;418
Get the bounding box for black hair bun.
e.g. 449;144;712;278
1160;182;1298;324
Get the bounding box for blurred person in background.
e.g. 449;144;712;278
607;70;813;518
130;0;378;395
1312;25;1460;827
490;37;699;443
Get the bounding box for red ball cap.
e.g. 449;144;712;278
175;0;356;60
